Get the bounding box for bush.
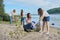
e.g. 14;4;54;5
0;15;3;21
3;13;10;21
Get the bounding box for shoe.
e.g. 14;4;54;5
46;32;49;34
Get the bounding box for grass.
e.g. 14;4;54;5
57;32;60;34
57;30;60;34
8;20;29;39
0;21;18;24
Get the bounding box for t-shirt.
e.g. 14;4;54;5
12;12;16;16
43;11;50;17
9;12;16;16
9;12;16;20
24;18;31;25
9;12;12;16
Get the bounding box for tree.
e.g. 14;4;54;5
0;0;10;21
47;7;60;14
0;0;5;16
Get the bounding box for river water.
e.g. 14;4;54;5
30;14;60;28
24;14;60;28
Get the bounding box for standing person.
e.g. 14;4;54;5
20;9;24;25
38;8;50;34
9;13;12;24
12;9;16;21
9;9;16;24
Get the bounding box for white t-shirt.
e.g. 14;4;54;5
13;13;16;16
9;12;16;16
24;18;31;25
43;11;49;17
9;12;12;16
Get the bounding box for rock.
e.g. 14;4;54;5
52;23;55;25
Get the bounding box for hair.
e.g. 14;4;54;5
21;9;23;16
13;9;16;13
38;8;43;16
38;8;42;11
27;13;31;18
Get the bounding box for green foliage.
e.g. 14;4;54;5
0;0;5;16
0;0;10;21
0;15;3;21
3;13;10;21
47;7;60;14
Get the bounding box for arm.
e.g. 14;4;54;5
39;15;44;21
39;15;44;27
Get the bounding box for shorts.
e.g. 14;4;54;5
43;16;50;21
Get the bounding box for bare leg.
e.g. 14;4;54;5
46;21;50;33
42;21;46;31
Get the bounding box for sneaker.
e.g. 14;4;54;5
46;32;49;34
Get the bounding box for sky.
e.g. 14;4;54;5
4;0;60;15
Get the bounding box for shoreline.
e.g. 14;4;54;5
50;26;60;30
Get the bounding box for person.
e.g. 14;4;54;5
12;9;16;19
38;8;50;34
9;12;12;24
20;9;25;25
23;13;33;32
9;9;16;24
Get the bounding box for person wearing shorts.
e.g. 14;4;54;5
38;8;50;34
